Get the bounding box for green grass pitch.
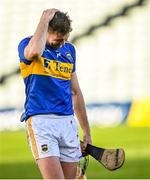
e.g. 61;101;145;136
0;126;150;179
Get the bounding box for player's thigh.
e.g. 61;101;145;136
61;161;78;179
37;156;64;179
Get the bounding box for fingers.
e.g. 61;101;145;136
44;8;59;17
41;8;59;22
83;134;92;148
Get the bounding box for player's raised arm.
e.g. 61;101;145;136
24;8;58;61
71;72;92;147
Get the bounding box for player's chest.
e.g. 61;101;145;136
39;48;74;80
42;48;73;63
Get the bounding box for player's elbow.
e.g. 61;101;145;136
72;88;82;96
25;48;41;61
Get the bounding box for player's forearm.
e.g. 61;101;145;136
73;91;91;135
25;19;49;60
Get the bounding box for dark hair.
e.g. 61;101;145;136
48;11;72;35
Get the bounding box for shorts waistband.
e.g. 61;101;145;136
32;114;74;120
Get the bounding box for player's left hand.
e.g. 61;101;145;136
83;132;92;148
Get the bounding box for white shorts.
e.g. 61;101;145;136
25;114;82;162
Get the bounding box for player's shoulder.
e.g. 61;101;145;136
64;41;76;53
18;36;32;48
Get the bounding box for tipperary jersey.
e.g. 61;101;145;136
18;37;76;121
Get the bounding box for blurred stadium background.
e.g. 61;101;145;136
0;0;150;179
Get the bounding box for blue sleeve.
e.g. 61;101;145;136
18;37;32;64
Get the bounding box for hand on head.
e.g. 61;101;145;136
41;8;59;23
